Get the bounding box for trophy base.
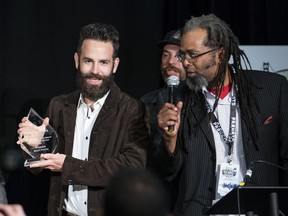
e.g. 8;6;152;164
24;158;41;167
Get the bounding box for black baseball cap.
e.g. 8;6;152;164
156;28;182;47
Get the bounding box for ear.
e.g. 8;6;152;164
74;52;79;69
112;57;120;74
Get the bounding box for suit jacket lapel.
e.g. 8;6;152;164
89;83;119;154
192;97;215;151
63;91;79;156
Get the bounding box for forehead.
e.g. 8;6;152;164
180;28;208;51
163;44;180;52
80;39;114;57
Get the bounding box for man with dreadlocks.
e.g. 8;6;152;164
151;14;288;215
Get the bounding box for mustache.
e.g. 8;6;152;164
80;73;108;80
162;65;182;73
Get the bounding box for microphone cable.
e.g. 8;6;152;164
237;160;288;216
240;160;288;186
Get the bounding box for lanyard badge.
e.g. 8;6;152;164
217;162;240;196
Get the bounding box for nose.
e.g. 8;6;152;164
182;57;191;67
90;63;99;74
168;55;178;65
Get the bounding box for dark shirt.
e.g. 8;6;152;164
140;87;178;212
140;88;163;139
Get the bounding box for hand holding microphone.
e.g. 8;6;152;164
157;76;181;154
166;76;180;132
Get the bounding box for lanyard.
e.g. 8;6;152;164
205;92;237;162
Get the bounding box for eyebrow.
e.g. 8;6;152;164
162;49;171;53
181;49;198;53
102;57;112;61
81;56;94;62
82;56;111;62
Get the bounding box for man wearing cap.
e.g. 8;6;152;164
141;29;185;213
141;29;185;140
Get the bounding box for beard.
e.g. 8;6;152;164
185;58;217;92
76;69;114;101
185;74;208;92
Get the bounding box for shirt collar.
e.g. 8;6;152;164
77;91;110;109
202;83;235;99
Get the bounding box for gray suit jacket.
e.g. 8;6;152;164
151;70;288;216
43;82;149;216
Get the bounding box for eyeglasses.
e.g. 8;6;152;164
176;47;220;63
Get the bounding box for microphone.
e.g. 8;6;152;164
166;75;180;132
240;163;254;186
239;160;288;186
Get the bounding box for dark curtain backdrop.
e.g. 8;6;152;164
0;0;287;215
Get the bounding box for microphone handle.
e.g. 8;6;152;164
168;85;175;132
168;125;174;132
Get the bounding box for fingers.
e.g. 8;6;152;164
43;117;49;126
29;153;65;172
28;155;51;168
29;160;49;168
158;102;182;132
0;204;26;216
176;101;183;111
17;117;32;139
40;153;53;160
18;118;34;128
16;129;24;145
21;117;28;123
16;117;49;146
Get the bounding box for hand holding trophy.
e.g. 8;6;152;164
17;108;59;167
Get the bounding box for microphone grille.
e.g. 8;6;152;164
166;75;180;87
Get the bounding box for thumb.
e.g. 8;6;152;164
43;117;49;126
177;101;183;113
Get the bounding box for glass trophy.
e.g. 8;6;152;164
20;108;58;167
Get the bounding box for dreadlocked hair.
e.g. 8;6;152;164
182;14;260;150
178;85;208;154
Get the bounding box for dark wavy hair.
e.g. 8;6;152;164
77;23;119;59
